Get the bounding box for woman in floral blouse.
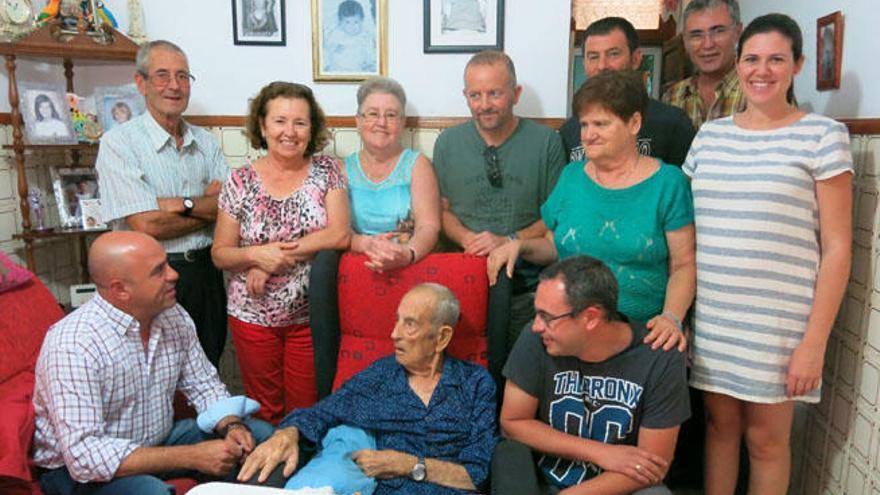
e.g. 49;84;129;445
212;82;350;423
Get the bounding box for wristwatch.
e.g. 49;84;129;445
410;456;427;481
182;197;194;217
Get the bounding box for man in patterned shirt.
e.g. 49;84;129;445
661;0;745;129
32;231;272;495
96;40;229;366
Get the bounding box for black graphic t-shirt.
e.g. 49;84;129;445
503;324;690;488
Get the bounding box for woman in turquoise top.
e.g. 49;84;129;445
488;71;695;351
344;77;440;271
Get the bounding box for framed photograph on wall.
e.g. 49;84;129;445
423;0;504;53
311;0;386;82
19;83;77;145
95;84;145;133
232;0;286;46
640;45;663;99
816;11;843;90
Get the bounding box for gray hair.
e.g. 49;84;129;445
413;283;461;331
356;76;407;116
136;40;188;76
464;50;517;88
683;0;741;26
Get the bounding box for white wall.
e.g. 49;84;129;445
0;0;572;118
739;0;880;118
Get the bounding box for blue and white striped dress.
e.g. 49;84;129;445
683;114;853;403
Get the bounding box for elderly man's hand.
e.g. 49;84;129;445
237;427;300;483
351;449;415;479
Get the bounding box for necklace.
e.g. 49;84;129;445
591;155;641;189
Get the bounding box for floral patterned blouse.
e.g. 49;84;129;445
219;155;347;327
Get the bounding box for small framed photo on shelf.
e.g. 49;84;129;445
817;11;843;90
51;168;102;230
232;0;286;46
423;0;504;53
95;84;145;134
311;0;387;82
20;83;77;145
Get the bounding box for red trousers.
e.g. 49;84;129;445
228;316;317;424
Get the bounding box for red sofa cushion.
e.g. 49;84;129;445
333;253;489;390
0;371;38;482
0;270;64;483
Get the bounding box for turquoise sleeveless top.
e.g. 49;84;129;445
345;148;419;235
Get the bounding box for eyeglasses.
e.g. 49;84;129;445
685;24;736;45
484;145;502;188
359;110;401;123
535;310;576;326
143;70;196;87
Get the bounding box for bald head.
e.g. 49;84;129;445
89;231;161;287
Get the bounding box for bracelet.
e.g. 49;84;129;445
661;311;683;331
407;246;417;265
217;420;250;438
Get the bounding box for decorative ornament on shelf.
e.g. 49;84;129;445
127;0;145;44
35;0;59;26
95;1;116;27
27;186;52;232
67;92;103;143
0;0;36;41
42;0;113;44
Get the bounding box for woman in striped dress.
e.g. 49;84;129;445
684;14;853;494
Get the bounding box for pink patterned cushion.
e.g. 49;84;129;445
0;254;32;295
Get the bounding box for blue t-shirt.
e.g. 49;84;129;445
346;148;419;236
541;161;693;321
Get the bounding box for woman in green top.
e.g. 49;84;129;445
488;70;695;351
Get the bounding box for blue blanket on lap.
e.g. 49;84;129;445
285;425;377;495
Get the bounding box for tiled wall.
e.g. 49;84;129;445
790;134;880;495
4;122;880;495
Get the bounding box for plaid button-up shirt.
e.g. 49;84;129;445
662;67;745;130
32;294;229;482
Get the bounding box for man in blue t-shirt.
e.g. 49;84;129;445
495;256;689;494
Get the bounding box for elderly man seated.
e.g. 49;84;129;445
239;283;497;494
32;232;273;495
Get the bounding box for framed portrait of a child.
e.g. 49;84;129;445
95;84;146;133
311;0;387;81
20;82;77;145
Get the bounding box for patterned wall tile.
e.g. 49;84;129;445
220;128;249;158
332;129;362;159
846;460;868;495
861;348;880;405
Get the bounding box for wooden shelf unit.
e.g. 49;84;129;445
0;22;138;279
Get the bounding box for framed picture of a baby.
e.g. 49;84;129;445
311;0;387;81
232;0;286;46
